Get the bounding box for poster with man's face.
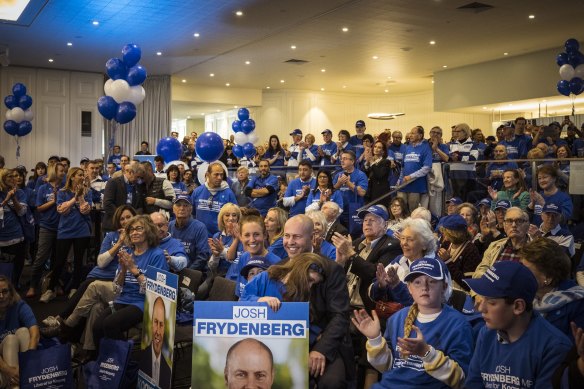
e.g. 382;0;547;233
191;302;309;389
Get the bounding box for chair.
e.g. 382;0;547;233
206;277;238;301
178;268;203;295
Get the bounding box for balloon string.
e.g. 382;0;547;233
15;136;20;160
572;95;576;116
108;121;117;162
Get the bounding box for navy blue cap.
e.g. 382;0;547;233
494;200;511;210
542;202;561;214
446;197;463;206
357;205;389;221
404;257;449;282
477;198;491;208
441;214;468;231
240;256;271;278
290;129;302;136
321;129;332;135
173;195;192;205
463;261;537;302
355;120;366;127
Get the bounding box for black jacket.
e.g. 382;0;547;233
325;219;348;243
102;176;144;230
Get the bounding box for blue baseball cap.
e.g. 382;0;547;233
321;129;332;135
463;261;537;302
173;194;192;205
440;214;467;231
355;120;366;127
289;129;302;136
494;200;511;210
404;257;449;282
446;197;463;205
357;205;389;221
240;256;271;278
477;198;491;208
542;202;561;214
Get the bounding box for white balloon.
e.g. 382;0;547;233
575;64;584;79
234;132;248;145
126;85;146;105
10;107;24;123
5;110;12;121
164;160;188;171
104;79;114;96
248;132;259;145
109;79;131;104
559;64;575;81
197;162;209;186
23;109;34;121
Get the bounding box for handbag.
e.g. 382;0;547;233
84;338;134;389
19;342;72;389
374;300;403;321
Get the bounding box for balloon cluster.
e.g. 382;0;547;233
3;83;33;137
557;38;584;96
97;44;147;124
231;108;258;159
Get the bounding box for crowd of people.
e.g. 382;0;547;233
0;116;583;388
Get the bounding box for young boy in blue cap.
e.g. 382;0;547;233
464;261;572;388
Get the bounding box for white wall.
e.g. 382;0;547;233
205;89;493;141
1;66;103;169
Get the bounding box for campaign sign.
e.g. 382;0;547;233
19;342;72;389
192;301;309;389
137;266;178;389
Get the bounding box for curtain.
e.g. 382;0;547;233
103;75;171;158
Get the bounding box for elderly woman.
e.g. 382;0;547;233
0;276;39;387
448;123;479;200
208;202;244;278
306;210;336;260
92;215;168;350
457;202;480;237
520;238;584;342
0;169;27;286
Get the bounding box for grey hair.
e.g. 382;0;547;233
400;217;437;255
454;123;472;138
305;210;327;238
410;207;431;223
505;206;529;221
321;201;341;218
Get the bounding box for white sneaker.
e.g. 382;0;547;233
42;315;60;326
39;289;56;303
68;289;77;299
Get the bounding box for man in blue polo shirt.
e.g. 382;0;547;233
318;129;337;167
283;160;316;217
333;150;368;231
245;160;279;216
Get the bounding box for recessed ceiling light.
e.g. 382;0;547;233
542;99;547;102
201;113;205;115
442;65;448;68
429;40;436;45
280;79;285;83
320;88;325;91
235;10;243;16
156;51;162;56
92;20;99;26
266;86;271;89
384;89;388;93
181;79;186;83
193;33;200;37
67;42;73;46
234;106;238;108
528;15;535;19
187;115;191;119
245;61;250;65
210;73;215;77
321;68;326;72
48;58;54;63
342;85;347;88
372;55;379;60
291;45;296;49
387;76;392;79
482;107;487;110
216;109;220;112
504;52;509;56
342;27;349;32
225;83;230;86
431;80;435;84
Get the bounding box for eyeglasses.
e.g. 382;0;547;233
154;223;167;228
128;226;145;233
0;288;10;296
504;218;528;226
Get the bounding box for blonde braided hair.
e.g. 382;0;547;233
403;303;419;338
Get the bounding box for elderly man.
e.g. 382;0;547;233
349;120;367;160
282;215;354;388
140;161;175;215
283;160;315;217
318;129;337;166
190;162;237;236
322;201;348;243
485;145;519;191
150;212;188;272
286;129;303;167
102;161;145;231
528;202;575;257
473;207;531;278
168;195;210;272
245;160;279;217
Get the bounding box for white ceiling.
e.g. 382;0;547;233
1;0;583;117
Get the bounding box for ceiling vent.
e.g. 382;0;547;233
457;2;494;13
284;59;309;65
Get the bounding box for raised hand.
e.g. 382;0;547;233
351;309;381;339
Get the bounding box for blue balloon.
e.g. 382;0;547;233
97;96;119;120
126;65;147;86
122;44;142;68
558;80;571;96
17;121;32;137
196;132;225;162
115;102;137;124
4;95;17;109
232;120;242;133
242;142;256;158
3;120;18;136
241;119;255;134
237;108;250;121
557;52;569;66
569;52;584;67
232;144;244;158
105;58;127;80
18;95;32;110
12;83;27;98
156;137;182;163
565;39;580;54
570;77;584;95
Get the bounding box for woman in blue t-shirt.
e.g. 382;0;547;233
166;164;187;196
93;215;168;349
208;203;244;277
26;162;65;298
40;167;92;303
264;207;287;260
0;275;39;386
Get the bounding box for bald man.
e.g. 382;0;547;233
140;297;172;388
224;338;274;389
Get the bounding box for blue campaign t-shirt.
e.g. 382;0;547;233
88;231;122;279
431;143;450;162
191;185;237;236
114;246;168;311
349;135;364;160
0;300;37;342
171;181;187;197
0;189;25;241
388;143;406;165
486;161;519;191
400;141;432;193
500;137;528;159
263;149;285;166
319;142;338;166
240;271;283;302
285;177;316;217
333;169;368;212
305;188;344;211
267;237;287;261
36;183;62;231
532;190;573;225
169;217;211;271
213;233;244;277
56;190;92;239
246;174;279;216
235;251;281;297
